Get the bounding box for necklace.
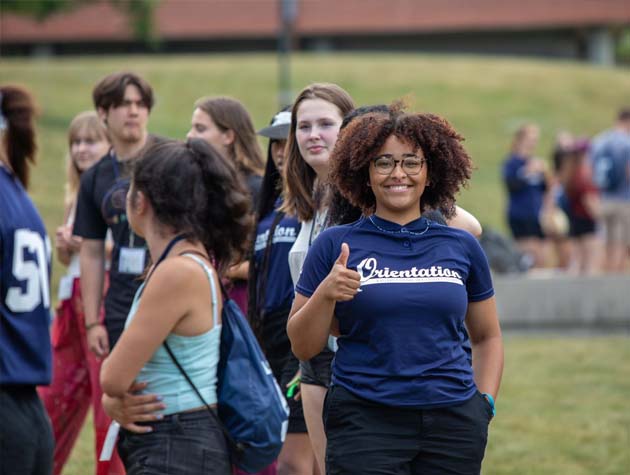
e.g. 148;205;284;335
368;215;429;236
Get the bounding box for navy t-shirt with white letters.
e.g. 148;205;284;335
253;205;300;315
296;214;494;408
0;166;52;385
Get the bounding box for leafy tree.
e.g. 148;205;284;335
1;0;160;44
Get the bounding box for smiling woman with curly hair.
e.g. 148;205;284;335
287;104;503;475
330;104;473;218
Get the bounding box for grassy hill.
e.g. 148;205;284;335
2;53;629;474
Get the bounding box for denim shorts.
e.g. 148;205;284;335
118;409;231;475
324;385;493;475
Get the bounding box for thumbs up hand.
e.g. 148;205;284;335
321;243;361;302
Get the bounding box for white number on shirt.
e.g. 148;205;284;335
6;229;51;312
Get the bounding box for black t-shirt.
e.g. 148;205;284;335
73;150;146;347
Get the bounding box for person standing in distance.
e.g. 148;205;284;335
590;108;630;272
0;85;54;475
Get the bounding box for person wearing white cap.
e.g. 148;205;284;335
248;108;319;475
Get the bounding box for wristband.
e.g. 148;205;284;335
482;392;496;416
85;321;102;331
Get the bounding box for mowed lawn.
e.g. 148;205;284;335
1;54;629;474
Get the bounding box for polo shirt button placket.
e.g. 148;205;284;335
403;240;411;248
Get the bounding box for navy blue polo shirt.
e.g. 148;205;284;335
296;215;494;408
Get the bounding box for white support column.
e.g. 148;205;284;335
587;27;615;66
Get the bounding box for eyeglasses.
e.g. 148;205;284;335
372;155;427;175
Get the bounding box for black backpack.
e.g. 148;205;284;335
479;228;532;274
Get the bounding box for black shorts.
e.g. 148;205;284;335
299;348;334;388
262;308;292;382
279;355;308;434
323;385;492;475
259;307;307;434
508;216;544;239
569;216;597;237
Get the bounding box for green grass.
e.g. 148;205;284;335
1;53;629;294
1;53;629;474
1;53;629;285
62;336;630;475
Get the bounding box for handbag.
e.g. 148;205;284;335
165;253;289;474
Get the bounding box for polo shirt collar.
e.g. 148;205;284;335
368;214;429;233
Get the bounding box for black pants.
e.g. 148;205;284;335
324;385;493;475
0;386;54;475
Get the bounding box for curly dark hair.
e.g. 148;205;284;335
132;138;253;274
329;105;472;219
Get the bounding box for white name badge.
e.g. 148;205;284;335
57;275;74;302
99;421;120;461
118;247;146;275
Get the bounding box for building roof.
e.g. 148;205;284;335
2;0;629;44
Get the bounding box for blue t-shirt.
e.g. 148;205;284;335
253;204;300;314
503;154;547;221
0;166;52;385
590;129;630;200
296;215;494;408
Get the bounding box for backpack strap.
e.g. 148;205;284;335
162;253;237;454
162;341;236;453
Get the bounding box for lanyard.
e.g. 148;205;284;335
139;234;188;297
110;150;120;179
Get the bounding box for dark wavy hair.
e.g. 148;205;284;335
329;104;472;219
92;71;154;112
281;83;355;222
131;138;253;274
0;85;38;189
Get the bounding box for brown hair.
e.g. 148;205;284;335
0;85;38;189
329;104;472;219
64;111;109;208
618;107;630;122
92;71;154;112
281;83;355;222
194;96;264;177
510;123;539;155
132;139;253;274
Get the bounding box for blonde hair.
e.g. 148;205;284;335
64;111;109;208
511;123;539;156
194;96;265;177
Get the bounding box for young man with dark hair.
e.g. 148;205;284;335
74;72;154;358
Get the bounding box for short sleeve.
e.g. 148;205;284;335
461;233;494;302
73;168;107;240
295;229;337;298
